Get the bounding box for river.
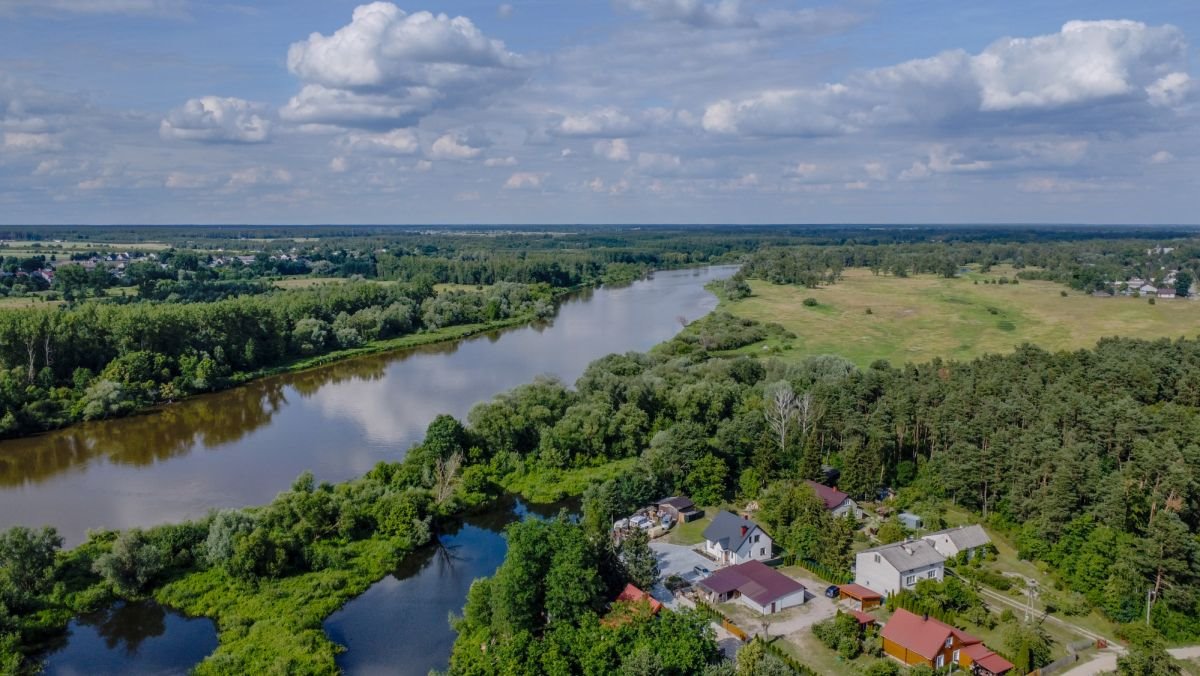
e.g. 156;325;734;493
0;265;735;546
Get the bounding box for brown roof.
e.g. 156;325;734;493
697;560;805;606
881;609;980;660
839;583;883;601
962;643;1014;674
851;610;877;625
805;480;850;511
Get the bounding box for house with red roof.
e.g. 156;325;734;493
805;480;862;519
613;583;662;614
695;560;806;615
881;609;1013;674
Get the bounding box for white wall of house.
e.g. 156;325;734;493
855;552;943;597
739;588;806;615
922;534;985;560
707;527;773;564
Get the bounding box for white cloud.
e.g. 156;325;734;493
428;134;482;160
703;20;1191;138
554;107;641;137
863;162;887;181
503;171;544;189
282;3;528;129
1148;150;1175;165
484;156;517;167
415;159;433;172
593;138;631;162
497;3;513;19
618;0;754;29
160;96;271;143
339;128;420;155
3;131;62;152
330;156;349;172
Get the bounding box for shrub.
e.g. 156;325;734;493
92;529;165;594
802;297;818;307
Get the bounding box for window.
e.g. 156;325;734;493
760;547;766;556
936;655;945;669
945;637;953;649
905;575;915;586
928;570;937;579
753;534;760;543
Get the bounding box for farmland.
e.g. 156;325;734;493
720;266;1200;366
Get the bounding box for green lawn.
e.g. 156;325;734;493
665;510;714;545
720;266;1200;366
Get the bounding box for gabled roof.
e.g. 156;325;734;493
881;609;980;660
697;560;804;606
851;610;877;626
924;525;991;551
702;510;764;552
615;584;662;614
805;480;851;511
962;643;1015;674
860;539;945;571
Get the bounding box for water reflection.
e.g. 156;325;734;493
38;601;217;676
325;496;578;676
0;266;735;545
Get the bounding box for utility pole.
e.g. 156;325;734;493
1146;588;1155;626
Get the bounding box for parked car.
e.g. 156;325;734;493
824;585;840;599
630;515;653;529
693;565;711;579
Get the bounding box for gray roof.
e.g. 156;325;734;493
860;539;945;572
925;525;991;551
703;510;763;552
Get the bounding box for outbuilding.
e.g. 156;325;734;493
838;583;884;611
657;496;703;523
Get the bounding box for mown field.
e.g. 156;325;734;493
721;266;1200;366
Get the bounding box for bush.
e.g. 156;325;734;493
802;298;818;307
92;529;165;594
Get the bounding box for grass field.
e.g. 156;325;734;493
720;267;1200;366
272;276;349;289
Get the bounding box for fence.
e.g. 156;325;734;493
1031;638;1101;676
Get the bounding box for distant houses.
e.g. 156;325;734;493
702;511;773;564
805;480;863;519
855;540;945;598
881;608;1014;675
695;559;806;615
922;525;992;560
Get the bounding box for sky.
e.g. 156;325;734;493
0;0;1197;225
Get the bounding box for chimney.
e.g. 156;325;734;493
741;525;748;537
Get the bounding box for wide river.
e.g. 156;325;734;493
0;266;735;546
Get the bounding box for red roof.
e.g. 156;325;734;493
839;583;883;601
615;584;662;614
962;643;1015;674
805;480;850;511
851;610;877;625
881;609;981;660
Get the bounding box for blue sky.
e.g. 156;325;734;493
0;0;1197;224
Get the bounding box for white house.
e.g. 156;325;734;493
855;539;945;597
702;511;773;564
696;560;806;614
805;480;863;519
922;525;992;560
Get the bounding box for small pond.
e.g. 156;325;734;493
38;600;218;676
324;496;576;675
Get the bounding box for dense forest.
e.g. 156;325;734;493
4;308;1200;673
0;280;553;438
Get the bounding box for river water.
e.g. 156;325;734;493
0;265;734;546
